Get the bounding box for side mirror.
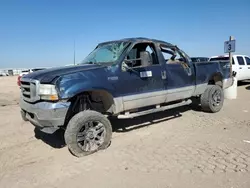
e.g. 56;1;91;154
232;71;237;77
140;51;152;67
122;61;134;72
121;61;139;74
124;59;136;67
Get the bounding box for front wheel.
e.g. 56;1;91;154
64;110;112;157
201;85;224;113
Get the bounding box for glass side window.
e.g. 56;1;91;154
237;56;245;65
125;43;159;67
160;45;186;65
245;57;250;65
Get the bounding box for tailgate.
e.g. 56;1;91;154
218;60;231;79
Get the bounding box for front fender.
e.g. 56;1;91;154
56;72;115;99
60;81;115;99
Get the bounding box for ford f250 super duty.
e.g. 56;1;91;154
19;38;233;157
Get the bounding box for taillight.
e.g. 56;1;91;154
17;76;21;86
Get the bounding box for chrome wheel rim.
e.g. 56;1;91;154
77;121;106;152
212;89;222;106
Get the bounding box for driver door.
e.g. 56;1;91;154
114;42;167;111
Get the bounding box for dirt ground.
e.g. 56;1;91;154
0;76;250;188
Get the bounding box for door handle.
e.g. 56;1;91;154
187;68;192;76
239;67;242;69
161;70;166;79
180;62;192;76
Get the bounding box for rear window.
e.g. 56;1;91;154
209;57;235;64
237;56;245;65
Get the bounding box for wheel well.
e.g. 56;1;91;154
70;90;115;113
64;90;115;127
208;73;223;87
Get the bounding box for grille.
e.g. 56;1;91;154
20;79;39;102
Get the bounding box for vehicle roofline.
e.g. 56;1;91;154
98;37;176;47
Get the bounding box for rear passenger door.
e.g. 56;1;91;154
157;44;195;103
236;56;247;80
244;56;250;79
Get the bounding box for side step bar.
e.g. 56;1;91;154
117;99;192;119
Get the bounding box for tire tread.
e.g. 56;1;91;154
64;110;112;157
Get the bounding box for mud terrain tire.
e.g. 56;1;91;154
201;85;224;113
64;110;112;157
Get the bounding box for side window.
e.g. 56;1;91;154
161;49;173;61
245;57;250;65
237;56;245;65
160;45;186;65
125;43;158;67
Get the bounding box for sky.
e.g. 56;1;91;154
0;0;250;68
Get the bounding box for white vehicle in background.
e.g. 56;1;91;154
19;69;31;77
209;55;250;81
17;68;47;86
0;72;9;76
19;68;47;77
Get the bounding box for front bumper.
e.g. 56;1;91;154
20;97;71;130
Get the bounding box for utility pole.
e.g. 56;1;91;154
73;40;76;65
224;35;237;99
228;36;234;77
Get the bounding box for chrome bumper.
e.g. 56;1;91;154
20;97;70;129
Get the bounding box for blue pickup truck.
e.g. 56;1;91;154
19;38;233;157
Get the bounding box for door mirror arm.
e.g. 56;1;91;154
122;61;138;74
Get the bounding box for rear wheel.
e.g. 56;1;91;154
64;110;112;157
201;85;224;113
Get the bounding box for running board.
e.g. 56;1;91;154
117;99;192;119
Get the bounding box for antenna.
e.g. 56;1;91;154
73;40;76;65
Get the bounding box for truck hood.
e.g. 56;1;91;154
22;64;102;83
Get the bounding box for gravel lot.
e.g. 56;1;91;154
0;76;250;188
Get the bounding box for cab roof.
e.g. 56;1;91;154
98;37;176;47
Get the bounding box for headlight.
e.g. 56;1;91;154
38;84;58;101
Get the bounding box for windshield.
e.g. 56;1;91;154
80;41;130;65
